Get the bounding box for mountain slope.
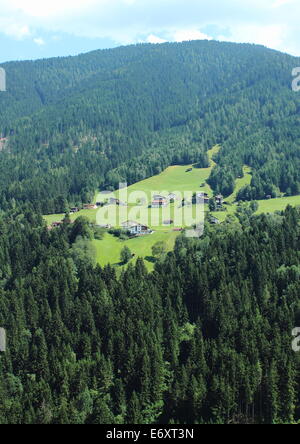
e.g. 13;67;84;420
0;41;299;213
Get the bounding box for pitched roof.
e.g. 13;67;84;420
122;220;148;228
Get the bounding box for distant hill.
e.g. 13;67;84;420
0;40;299;213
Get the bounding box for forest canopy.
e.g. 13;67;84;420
0;206;299;424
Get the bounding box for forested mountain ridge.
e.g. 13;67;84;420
1;41;300;425
0;41;299;213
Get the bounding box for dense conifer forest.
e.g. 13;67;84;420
0;41;300;424
0;206;299;424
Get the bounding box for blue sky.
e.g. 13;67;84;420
0;0;299;63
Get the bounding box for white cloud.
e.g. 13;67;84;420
218;24;290;53
34;37;45;45
272;0;294;8
147;34;167;44
8;0;99;18
0;20;31;39
0;0;299;56
173;29;212;42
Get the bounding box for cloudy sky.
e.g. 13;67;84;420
0;0;299;62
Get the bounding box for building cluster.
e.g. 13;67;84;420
195;193;224;207
196;192;210;204
47;192;224;232
48;201;100;230
215;194;224;207
151;193;181;208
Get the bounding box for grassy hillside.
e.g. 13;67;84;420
256;195;300;214
226;166;252;203
44;209;98;225
46;145;220;227
44;147;220;269
211;194;300;223
94;231;179;271
44;144;300;268
97;144;220;203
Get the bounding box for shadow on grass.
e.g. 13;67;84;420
113;261;125;267
145;256;157;264
112;256;157;266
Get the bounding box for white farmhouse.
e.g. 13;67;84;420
122;221;151;236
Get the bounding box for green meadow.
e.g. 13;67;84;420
45;145;220;229
43;144;300;269
95;144;220;204
95;202;204;232
256;195;300;214
211;194;300;223
93;231;179;271
227;166;252;203
44;209;98;226
89;149;220;270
